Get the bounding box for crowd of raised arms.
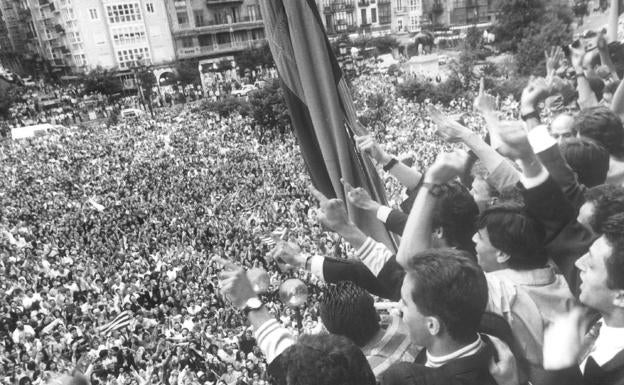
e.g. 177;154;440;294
4;24;624;385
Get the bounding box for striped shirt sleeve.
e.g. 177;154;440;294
356;237;394;277
254;319;296;364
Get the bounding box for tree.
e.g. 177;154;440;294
217;59;233;72
0;76;22;119
516;13;573;75
234;43;274;77
494;0;546;52
248;79;291;138
81;67;123;95
176;60;201;85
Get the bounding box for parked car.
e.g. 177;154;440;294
232;84;257;97
120;108;146;119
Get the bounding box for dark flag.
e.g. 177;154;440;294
259;0;396;250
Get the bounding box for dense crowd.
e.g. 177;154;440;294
5;13;624;385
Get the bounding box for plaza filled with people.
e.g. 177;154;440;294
4;8;624;385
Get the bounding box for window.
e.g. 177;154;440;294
371;8;377;23
106;3;142;24
89;8;98;20
146;2;154;13
379;3;391;23
116;47;151;69
181;37;193;48
361;9;367;24
112;26;147;45
247;5;259;21
176;10;188;25
193;10;204;26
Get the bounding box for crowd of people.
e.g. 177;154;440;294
4;10;624;385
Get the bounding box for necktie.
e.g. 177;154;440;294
579;321;603;368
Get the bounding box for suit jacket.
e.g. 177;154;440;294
536;143;587;212
543;350;624;385
380;334;499;385
521;177;596;297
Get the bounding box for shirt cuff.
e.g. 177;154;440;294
527;124;557;154
254;319;295;364
376;206;392;223
519;165;549;189
309;255;325;282
356;237;394;276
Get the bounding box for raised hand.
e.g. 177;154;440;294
424;149;470;185
543;307;590;370
354;134;391;165
216;257;256;309
428;105;473;143
308;185;351;233
520;77;550;114
473;77;497;114
342;179;381;212
488;335;519;385
545;46;564;77
495;121;533;161
268;241;306;270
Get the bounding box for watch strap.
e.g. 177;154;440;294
521;110;540;122
382;158;399;172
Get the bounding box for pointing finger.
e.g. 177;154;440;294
340;178;355;194
308;184;329;205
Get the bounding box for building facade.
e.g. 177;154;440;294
164;0;265;62
0;0;40;73
2;0;175;74
316;0;393;36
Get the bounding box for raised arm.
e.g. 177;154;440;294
355;134;422;190
396;150;469;267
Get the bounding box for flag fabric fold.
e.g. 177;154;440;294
259;0;396;250
98;310;133;335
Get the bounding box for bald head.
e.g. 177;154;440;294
550;113;576;143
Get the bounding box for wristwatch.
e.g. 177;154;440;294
242;297;263;315
382;158;399;172
520;110;540;122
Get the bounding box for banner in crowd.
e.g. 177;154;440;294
259;0;396;250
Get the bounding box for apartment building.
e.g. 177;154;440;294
164;0;265;62
2;0;175;74
316;0;392;35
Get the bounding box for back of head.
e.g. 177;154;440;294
599;213;624;291
559;137;610;187
319;281;379;347
573;106;624;157
477;203;546;270
585;184;624;234
278;334;376;385
404;249;488;343
433;181;480;254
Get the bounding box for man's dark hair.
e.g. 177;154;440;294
573;106;624;157
560;137;610;187
585;184;624;233
600;213;624;290
477;203;546;270
404;249;487;342
319;281;379;347
432;181;479;255
275;334;376;385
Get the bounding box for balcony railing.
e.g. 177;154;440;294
206;0;243;6
174;18;263;36
174;0;186;7
324;2;356;13
358;0;370;6
177;38;265;58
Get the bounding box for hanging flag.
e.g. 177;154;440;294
259;0;396;250
98;310;133;335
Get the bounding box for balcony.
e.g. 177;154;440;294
174;0;186;7
177;38;265;59
394;6;408;14
358;0;370;6
432;2;443;14
324;2;356;13
377;0;391;3
173;18;263;37
205;0;243;6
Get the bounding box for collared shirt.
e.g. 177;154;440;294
425;335;483;368
581;318;624;372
